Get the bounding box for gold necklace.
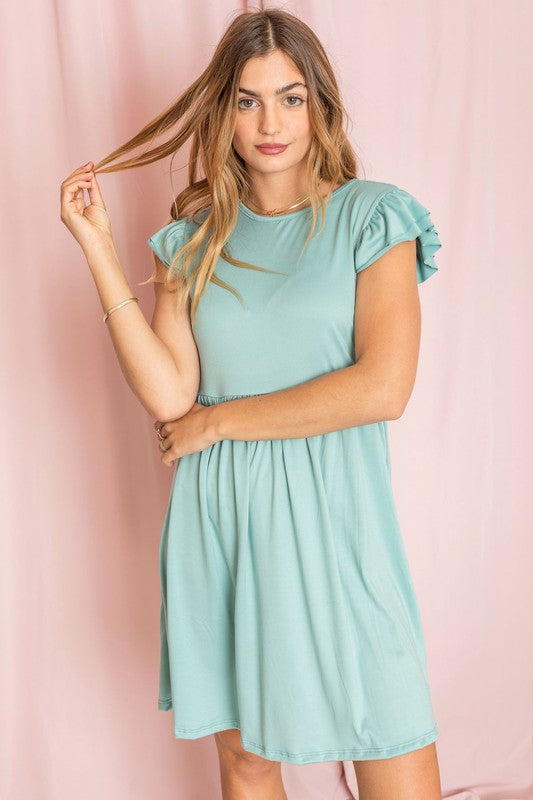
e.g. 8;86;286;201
244;180;323;217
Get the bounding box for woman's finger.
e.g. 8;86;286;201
161;450;176;468
159;439;173;460
60;162;94;188
83;171;107;210
61;170;96;196
61;172;106;220
60;162;105;207
61;177;94;210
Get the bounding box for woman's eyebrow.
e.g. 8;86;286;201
238;82;307;98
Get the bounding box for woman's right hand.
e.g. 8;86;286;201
60;161;113;253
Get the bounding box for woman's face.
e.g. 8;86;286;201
232;49;313;179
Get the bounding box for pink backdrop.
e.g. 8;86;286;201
2;1;532;798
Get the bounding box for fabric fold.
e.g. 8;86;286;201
354;187;442;284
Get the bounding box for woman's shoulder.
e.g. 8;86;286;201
341;177;403;211
347;179;442;284
355;174;440;207
147;218;188;267
147;205;212;266
343;178;437;237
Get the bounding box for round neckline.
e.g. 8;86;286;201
238;178;358;222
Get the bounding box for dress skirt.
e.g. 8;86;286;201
156;392;439;765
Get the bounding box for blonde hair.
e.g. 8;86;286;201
92;8;361;323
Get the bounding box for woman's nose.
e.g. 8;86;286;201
258;105;282;135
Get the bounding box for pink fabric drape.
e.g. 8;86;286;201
2;1;531;797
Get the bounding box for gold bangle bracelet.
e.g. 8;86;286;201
103;296;139;323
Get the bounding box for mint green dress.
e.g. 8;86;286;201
147;178;442;765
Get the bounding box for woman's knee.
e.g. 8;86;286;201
214;729;277;771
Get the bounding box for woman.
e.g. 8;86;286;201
60;8;443;799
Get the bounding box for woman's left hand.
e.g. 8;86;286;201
154;402;220;467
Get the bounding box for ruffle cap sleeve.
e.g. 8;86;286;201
354;187;442;284
147;219;188;268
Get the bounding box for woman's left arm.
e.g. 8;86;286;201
156;240;421;463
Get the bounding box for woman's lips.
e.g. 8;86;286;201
255;144;288;155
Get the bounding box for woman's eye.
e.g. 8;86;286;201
237;95;304;109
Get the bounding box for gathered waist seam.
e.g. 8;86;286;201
196;392;269;406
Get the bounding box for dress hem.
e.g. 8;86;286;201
157;702;438;764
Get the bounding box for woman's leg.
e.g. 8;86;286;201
353;742;442;800
214;729;288;800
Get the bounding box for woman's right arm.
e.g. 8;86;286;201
85;239;200;421
61;162;200;422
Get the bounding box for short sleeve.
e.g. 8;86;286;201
354;187;442;284
147;219;188;268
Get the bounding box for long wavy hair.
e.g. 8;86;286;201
92;8;361;323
